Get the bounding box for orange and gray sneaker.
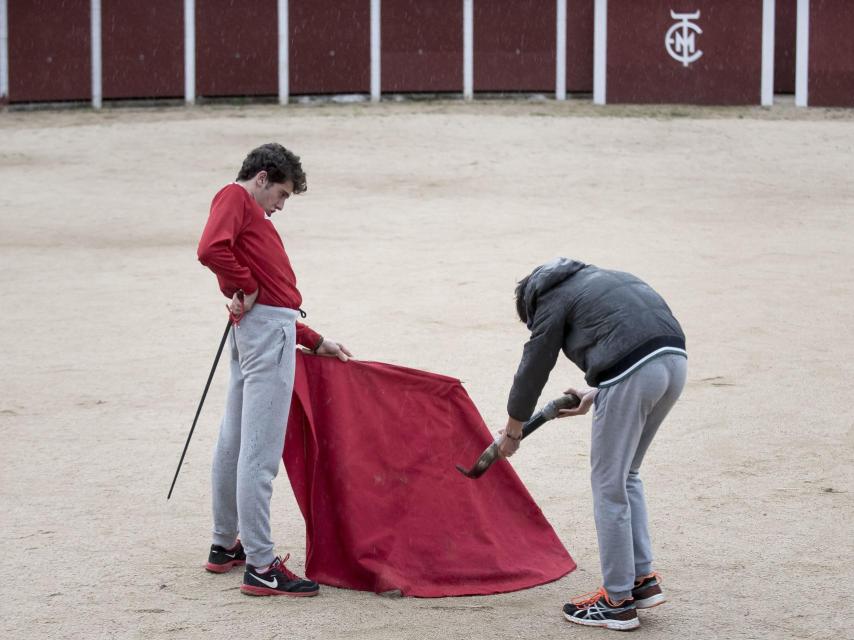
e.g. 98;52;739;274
562;586;640;631
632;572;666;609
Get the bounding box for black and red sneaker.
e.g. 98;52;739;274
563;587;640;631
205;540;246;574
632;572;666;609
240;554;319;597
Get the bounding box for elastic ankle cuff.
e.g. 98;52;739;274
248;554;275;569
212;535;238;549
607;590;632;603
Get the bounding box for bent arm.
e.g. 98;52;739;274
506;302;565;422
197;188;258;296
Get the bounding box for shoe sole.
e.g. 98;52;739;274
563;612;640;631
635;594;666;609
204;560;245;574
240;584;319;597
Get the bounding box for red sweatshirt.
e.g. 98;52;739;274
197;183;322;350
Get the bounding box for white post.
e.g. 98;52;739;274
760;0;775;106
278;0;288;104
463;0;473;100
795;0;809;107
184;0;195;104
0;0;8;101
371;0;381;101
0;0;8;100
593;0;606;105
556;0;566;100
91;0;102;108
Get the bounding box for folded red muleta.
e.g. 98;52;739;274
283;352;575;597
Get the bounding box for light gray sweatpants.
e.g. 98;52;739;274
211;304;298;568
590;353;687;601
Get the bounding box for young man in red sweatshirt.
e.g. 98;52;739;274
197;143;351;597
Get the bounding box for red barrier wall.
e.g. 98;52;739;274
290;0;370;95
774;0;796;94
195;0;278;97
3;1;852;107
606;0;764;105
7;0;90;103
567;0;594;93
474;0;555;92
381;0;462;93
102;0;184;99
809;0;854;107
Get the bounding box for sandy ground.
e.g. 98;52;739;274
1;99;852;640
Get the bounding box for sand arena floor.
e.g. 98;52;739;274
1;100;852;639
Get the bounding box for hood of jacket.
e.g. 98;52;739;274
523;257;587;329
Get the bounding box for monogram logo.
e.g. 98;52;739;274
665;10;703;67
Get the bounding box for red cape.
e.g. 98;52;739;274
283;352;575;597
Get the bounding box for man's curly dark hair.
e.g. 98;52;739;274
236;143;307;194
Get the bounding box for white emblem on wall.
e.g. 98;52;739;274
665;10;703;67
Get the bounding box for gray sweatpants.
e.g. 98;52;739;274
211;304;298;568
590;353;687;601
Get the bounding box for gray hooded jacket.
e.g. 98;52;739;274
507;258;686;421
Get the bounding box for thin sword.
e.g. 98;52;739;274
167;319;232;500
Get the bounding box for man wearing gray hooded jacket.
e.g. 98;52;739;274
497;258;687;632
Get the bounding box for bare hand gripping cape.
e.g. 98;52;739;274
283;352;576;597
